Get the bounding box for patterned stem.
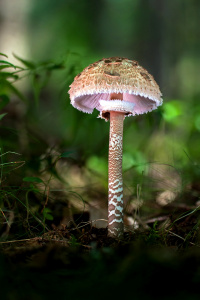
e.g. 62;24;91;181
108;111;124;238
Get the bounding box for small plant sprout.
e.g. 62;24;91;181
69;57;162;238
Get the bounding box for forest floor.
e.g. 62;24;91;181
1;206;200;300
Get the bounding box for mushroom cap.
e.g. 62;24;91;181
68;57;162;120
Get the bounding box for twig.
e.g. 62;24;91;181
69;219;108;231
166;230;200;248
145;215;169;224
0;237;38;244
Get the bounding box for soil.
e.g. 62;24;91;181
1;213;200;300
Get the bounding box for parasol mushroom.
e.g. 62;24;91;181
68;57;162;238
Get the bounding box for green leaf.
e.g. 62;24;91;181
45;214;54;221
37;60;65;70
0;95;9;110
0;72;18;79
60;151;74;158
162;101;182;123
194;115;200;131
0;53;8;58
0;65;15;71
4;80;27;102
43;207;52;213
43;208;54;221
0;113;7;120
44;214;54;221
23;177;44;183
46;62;65;70
13;54;35;69
0;60;16;69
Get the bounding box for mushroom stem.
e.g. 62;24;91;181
108;111;124;238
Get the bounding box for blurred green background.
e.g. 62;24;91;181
0;0;200;232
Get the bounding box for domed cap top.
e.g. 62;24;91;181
69;57;162;119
